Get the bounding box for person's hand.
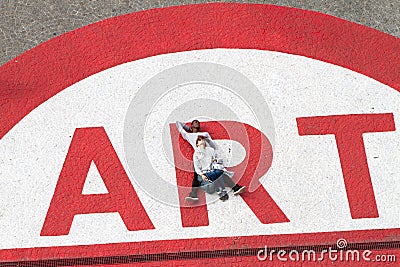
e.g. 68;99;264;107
201;174;208;181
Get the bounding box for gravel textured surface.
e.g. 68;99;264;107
0;0;399;65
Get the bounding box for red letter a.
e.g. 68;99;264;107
41;127;154;236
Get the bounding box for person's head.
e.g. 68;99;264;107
196;135;206;148
191;120;200;133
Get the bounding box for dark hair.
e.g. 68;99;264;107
191;119;200;125
196;135;206;146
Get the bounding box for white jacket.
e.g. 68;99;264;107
193;146;234;180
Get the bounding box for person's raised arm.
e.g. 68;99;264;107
204;132;217;149
176;121;190;140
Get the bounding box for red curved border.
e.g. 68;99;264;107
0;3;399;140
0;2;399;264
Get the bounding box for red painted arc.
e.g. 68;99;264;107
0;2;399;262
0;3;399;140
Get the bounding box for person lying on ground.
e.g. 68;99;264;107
194;135;230;201
176;120;246;202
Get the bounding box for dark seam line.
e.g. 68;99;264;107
1;241;399;266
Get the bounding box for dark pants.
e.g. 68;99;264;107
189;170;238;197
205;169;225;192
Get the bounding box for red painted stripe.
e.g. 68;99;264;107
0;228;399;262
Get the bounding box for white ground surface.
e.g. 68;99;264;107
1;49;399;249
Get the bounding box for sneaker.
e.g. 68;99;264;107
233;185;246;195
185;195;199;202
218;191;229;201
